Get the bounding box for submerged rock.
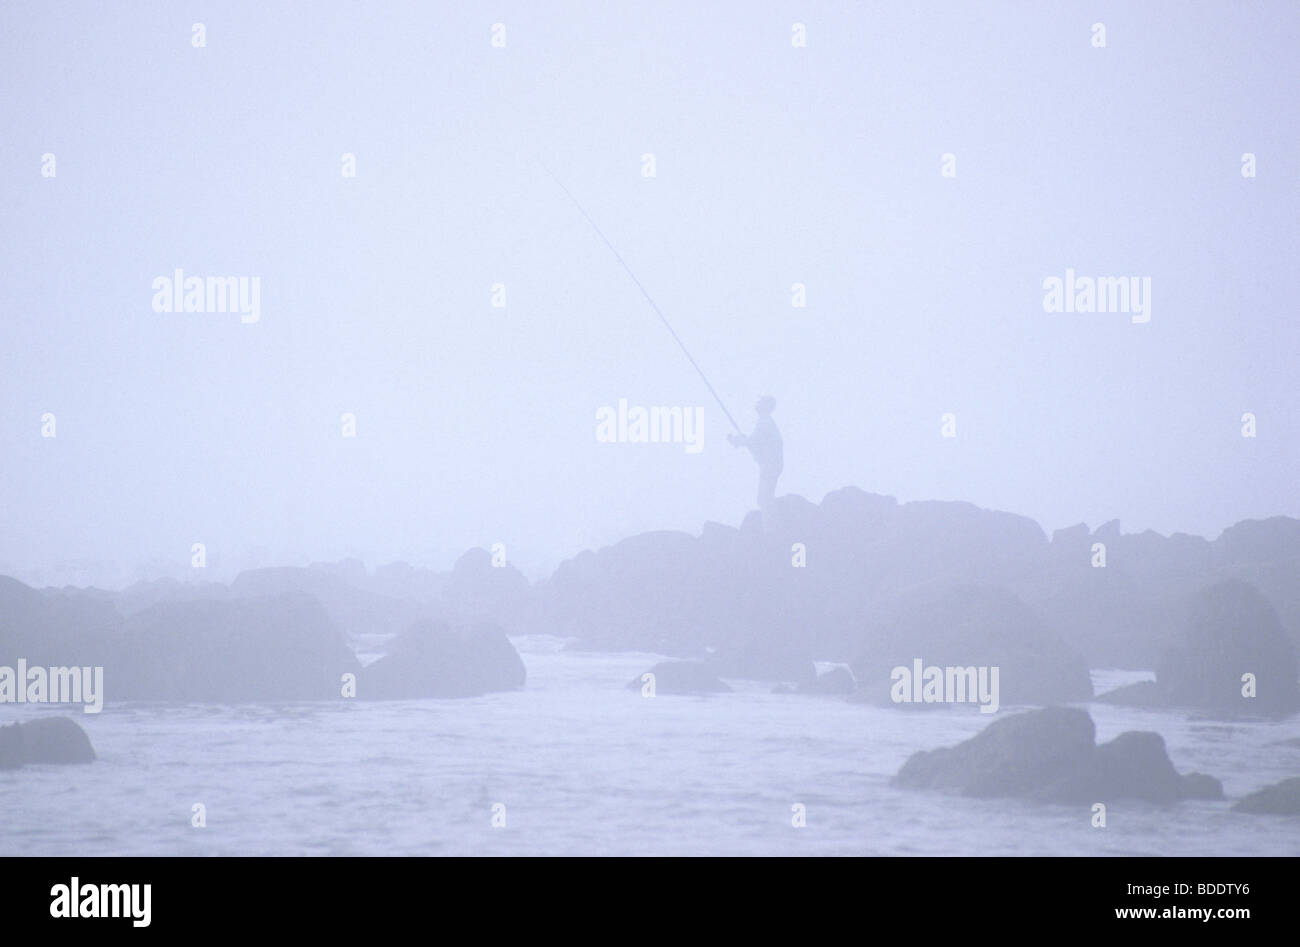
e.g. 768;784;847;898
0;717;96;768
893;707;1216;805
628;661;730;695
361;621;525;699
1231;777;1300;815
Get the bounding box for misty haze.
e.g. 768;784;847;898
1;2;1298;860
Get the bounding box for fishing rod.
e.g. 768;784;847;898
538;158;743;435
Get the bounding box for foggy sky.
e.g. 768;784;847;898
1;2;1297;586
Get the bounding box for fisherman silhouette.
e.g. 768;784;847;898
728;396;783;527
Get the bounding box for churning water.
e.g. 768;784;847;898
1;637;1296;856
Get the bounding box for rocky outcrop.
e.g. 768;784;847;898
531;491;1095;707
0;575;118;669
1;569;535;704
0;717;96;768
1156;581;1299;715
893;707;1220;804
1231;777;1300;815
229;563;424;645
107;593;363;702
1053;731;1198;805
0;577;362;703
853;586;1092;707
1094;582;1300;716
4;492;1298;714
1181;772;1226;801
360;621;525;699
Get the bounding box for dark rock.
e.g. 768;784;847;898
853;586;1092;707
110;593;362;702
230;564;427;644
1051;522;1090;546
0;575;118;669
1093;582;1300;716
0;717;96;767
5;493;1300;712
1231;777;1300;815
894;707;1095;797
515;491;1300;683
442;548;530;626
1156;581;1300;715
361;621;525;699
628;661;730;695
1181;772;1226;800
0;722;19;769
893;707;1215;805
1043;731;1184;804
1218;517;1300;564
1094;519;1122;542
819;487;897;530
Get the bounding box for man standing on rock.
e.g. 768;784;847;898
728;395;783;528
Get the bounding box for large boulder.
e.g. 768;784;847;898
0;576;119;668
1215;518;1300;653
853;586;1092;708
441;549;530;626
538;529;738;654
894;707;1095;797
1156;581;1300;715
1014;524;1213;670
229;563;427;644
1231;777;1300;815
0;576;365;704
1047;731;1185;804
522;492;1300;680
1181;772;1227;801
893;707;1218;804
109;593;363;702
0;717;96;768
360;621;525;699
